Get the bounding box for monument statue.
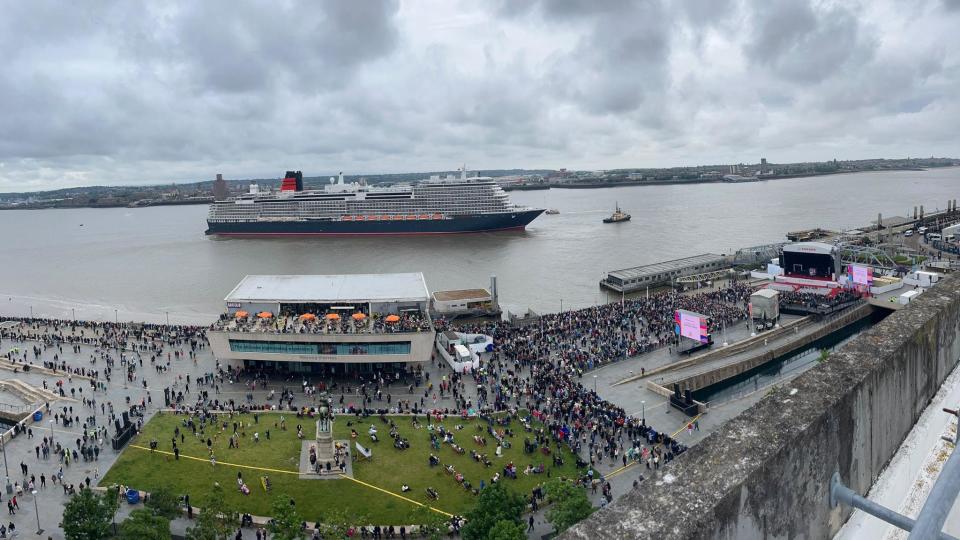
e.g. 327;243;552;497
316;394;334;445
318;402;331;433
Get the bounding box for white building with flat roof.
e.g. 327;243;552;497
209;273;434;376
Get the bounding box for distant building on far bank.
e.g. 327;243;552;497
212;173;228;200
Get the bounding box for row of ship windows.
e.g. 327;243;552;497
214;203;507;213
213;204;508;214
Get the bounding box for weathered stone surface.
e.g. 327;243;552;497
565;276;960;540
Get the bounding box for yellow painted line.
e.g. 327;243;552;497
671;414;702;438
336;474;453;517
604;461;636;480
129;444;453;517
130;445;300;475
601;414;705;481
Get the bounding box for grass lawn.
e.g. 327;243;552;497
102;411;581;525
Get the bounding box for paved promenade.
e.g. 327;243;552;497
0;310;798;539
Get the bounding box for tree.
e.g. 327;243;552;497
268;495;305;540
315;508;363;539
62;488;117;540
411;505;448;540
487;519;526;540
120;508;171;540
146;485;183;520
543;479;595;534
461;483;526;540
186;483;240;540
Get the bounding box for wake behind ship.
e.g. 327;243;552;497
206;169;544;236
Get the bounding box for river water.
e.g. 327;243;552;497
1;168;957;324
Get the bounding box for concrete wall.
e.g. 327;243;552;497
564;274;960;540
669;304;875;393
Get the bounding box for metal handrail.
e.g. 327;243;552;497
909;408;960;539
830;406;960;540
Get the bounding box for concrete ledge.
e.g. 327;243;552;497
667;304;875;393
565;274;960;539
617;316;813;385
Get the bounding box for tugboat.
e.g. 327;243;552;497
603;203;631;223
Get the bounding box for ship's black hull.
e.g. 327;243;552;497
206;209;544;236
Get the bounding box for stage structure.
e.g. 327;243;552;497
674;309;713;355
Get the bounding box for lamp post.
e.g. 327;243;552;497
49;419;54;444
166;311;170;326
72;308;75;321
29;305;33;319
114;309;118;325
1;437;11;494
593;375;597;393
32;489;42;534
641;400;646;426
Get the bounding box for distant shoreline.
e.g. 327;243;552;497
0;197;213;211
551;167;930;189
0;165;952;210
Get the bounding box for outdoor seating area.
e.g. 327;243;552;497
213;310;432;335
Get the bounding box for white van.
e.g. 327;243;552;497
918;226;928;234
928;233;942;241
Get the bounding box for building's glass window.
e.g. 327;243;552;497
229;339;412;355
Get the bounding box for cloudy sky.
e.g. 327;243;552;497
1;0;958;191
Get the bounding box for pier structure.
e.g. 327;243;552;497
599;253;728;293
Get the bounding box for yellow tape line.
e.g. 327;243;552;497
129;445;453;516
599;414;704;481
336;474;453;517
671;414;702;438
130;445;302;475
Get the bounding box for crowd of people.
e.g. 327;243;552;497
0;282;758;534
213;310;432;335
779;289;863;311
440;282;751;371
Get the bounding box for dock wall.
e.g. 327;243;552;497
563;274;960;539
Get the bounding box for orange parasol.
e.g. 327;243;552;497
235;311;249;318
326;313;341;321
299;313;317;321
352;313;367;321
257;312;273;319
385;314;400;323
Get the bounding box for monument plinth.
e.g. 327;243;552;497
313;401;335;467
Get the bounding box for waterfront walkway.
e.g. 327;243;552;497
0;319;661;538
0;283;779;538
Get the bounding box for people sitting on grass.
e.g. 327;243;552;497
523;464;544;475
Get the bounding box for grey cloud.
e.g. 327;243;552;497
128;1;400;94
746;0;877;84
538;0;671;115
0;0;957;191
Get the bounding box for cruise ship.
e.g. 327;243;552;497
206;169;544;236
